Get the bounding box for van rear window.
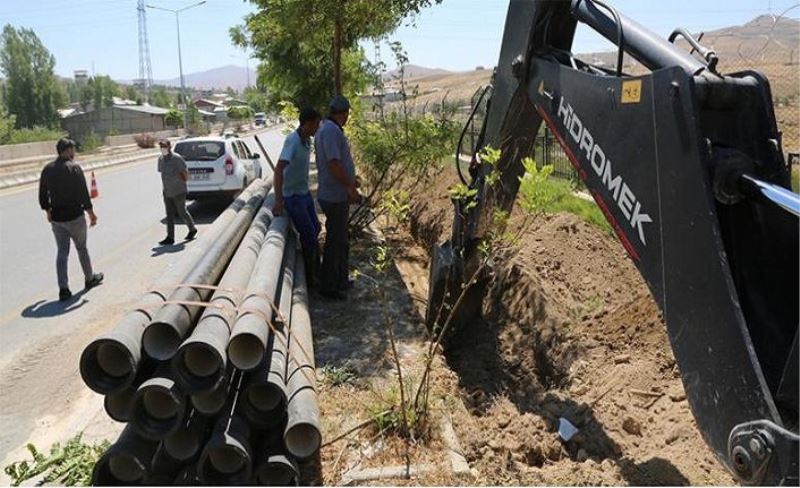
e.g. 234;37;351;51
174;141;225;161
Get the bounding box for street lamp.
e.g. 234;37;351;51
147;0;206;130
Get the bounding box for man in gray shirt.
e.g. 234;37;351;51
157;139;196;245
315;95;359;300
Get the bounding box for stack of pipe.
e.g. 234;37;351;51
81;179;321;486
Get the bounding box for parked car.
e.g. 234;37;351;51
173;136;262;200
254;112;267;126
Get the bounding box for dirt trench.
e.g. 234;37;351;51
403;169;735;485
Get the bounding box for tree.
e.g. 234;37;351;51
231;0;442;109
151;86;172;108
242;86;269;113
227;105;253;121
165;109;183;128
62;79;82;104
225;86;238;98
123;85;138;103
92;75;119;109
0;24;65;128
78;75;118;111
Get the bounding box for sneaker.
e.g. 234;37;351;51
85;272;104;289
159;237;175;246
185;229;197;241
59;288;72;301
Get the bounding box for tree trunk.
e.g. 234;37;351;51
334;18;342;95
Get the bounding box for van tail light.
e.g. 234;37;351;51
225;155;234;175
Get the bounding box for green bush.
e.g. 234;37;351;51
0;122;65;145
78;131;102;152
165;109;183;128
4;434;109;486
349;108;458;231
0;112;16;144
227;105;254;121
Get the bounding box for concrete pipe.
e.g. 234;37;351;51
275;236;297;328
164;409;211;462
197;416;253;485
143;183;270;361
104;387;136;423
197;371;253;485
240;238;295;428
172;201;274;393
190;367;234;415
171;464;198;486
80;182;264;394
130;369;188;440
103;360;158;422
253;454;300;486
147;443;187;485
227;216;290;371
283;256;322;459
92;425;157;486
240;367;287;430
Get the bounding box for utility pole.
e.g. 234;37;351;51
147;1;206;130
137;0;154;103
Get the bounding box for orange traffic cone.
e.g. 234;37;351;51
90;172;99;199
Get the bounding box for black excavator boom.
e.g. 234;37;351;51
428;1;799;484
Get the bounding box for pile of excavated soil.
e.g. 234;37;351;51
405;169;735;485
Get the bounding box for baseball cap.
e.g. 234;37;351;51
329;94;351;113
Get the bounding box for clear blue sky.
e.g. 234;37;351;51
0;0;795;80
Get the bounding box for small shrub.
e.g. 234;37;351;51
319;363;359;388
1;123;65;145
134;132;156;148
78;131;102;152
165;109;183;128
4;434;109;486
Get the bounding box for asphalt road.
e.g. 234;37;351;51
0;126;286;461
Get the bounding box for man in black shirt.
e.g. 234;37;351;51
38;138;104;301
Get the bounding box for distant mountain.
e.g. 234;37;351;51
382;64;452;81
125;65;256;92
581;15;800;71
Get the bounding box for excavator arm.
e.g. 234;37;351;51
427;1;799;484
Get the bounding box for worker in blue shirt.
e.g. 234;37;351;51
274;107;322;287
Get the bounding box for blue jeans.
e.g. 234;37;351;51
284;193;321;286
284;193;320;250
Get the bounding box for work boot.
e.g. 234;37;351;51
159;237;175;246
185;229;197;241
85;272;104;289
59;288;72;301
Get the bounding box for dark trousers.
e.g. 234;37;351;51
319;200;349;293
285;193;321;286
163;193;196;239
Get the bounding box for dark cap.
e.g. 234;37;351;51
329;94;350;113
158;139;171;147
299;107;321;124
56;138;76;154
